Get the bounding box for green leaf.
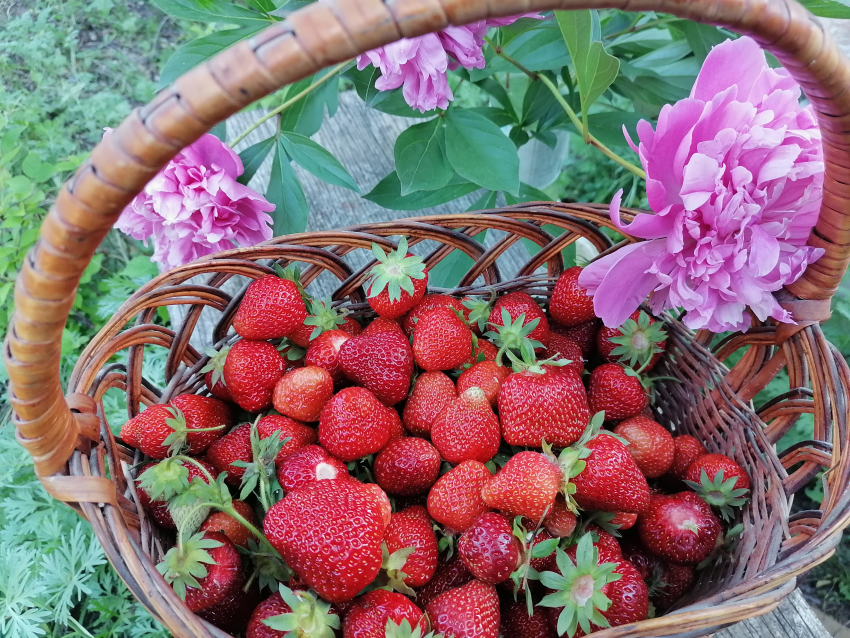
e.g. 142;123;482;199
670;21;730;61
560;111;643;149
445;110;519;195
394;118;452;195
521;74;566;130
472;21;571;79
279;68;341;137
237;136;276;186
157;26;263;89
369;88;424;118
151;0;271;26
244;0;276;12
280;132;359;192
344;66;392;107
798;0;850;17
266;140;309;236
21;152;54;183
363;172;480;211
531;537;560;559
468;107;516;128
474;79;518;121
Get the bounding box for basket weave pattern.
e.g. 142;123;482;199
5;0;850;635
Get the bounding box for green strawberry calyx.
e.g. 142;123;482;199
232;416;289;512
484;308;543;367
378;542;417;596
262;585;340;638
366;237;426;303
386;618;442;638
506;350;571;375
683;469;749;522
555;412;606;514
273;262;312;311
162;406;227;457
509;514;558;607
462;292;495;333
200;345;231;389
243;537;293;592
607;311;667;371
277;338;307;361
137;457;191;502
156;531;222;601
538;534;621;638
303;297;349;340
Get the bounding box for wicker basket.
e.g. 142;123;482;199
6;0;850;636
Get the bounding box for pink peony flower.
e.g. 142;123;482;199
357;14;541;113
579;36;824;333
115;133;274;269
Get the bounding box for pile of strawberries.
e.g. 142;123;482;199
121;239;751;638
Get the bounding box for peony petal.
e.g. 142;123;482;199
690;37;770;103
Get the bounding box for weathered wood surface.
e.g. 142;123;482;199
714;589;831;638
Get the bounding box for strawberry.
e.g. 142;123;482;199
651;562;695;611
207;423;253;485
619;538;658;580
276;444;350;493
305;329;352;386
683;453;750;520
403;294;465;338
416;555;474;608
289;297;355;348
201;346;232;401
587;363;648;421
136;458;218;529
363;317;404;336
200;499;257;547
412;307;473;371
248;586;340;638
545;332;585;375
426;579;500;638
343;590;426;638
383;506;439;589
233;270;308;340
597;310;667;372
224;339;286;412
256;414;317;464
503;601;557;638
198;579;260;635
464;337;499;366
667;435;707;480
458;512;521;584
339;328;413;406
365;238;428;319
264;479;387;602
609;511;638;530
528;528;560;573
457;360;509;405
499;367;590;448
549;267;595;327
318;387;397;462
637;492;722;564
158;531;242;612
613;416;675;478
539;534;648;637
488;291;550;350
543;496;577;538
552;319;599;357
272;366;334;422
481;451;562;524
585;524;623;558
120;404;167;451
427;460;491;531
431;387;501;464
402;371;456;436
375;437;441;496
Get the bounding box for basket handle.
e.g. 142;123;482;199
6;0;850;477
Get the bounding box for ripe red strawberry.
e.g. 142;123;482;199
499;367;590;448
457;360;509;405
652;562;695;611
503;601;557;638
265;479;387;602
609;511;638;530
482;451;562;524
597;310;667;371
683;453;750;520
416;555;474;608
488;291;550;349
458;512;521;584
464;337;499;366
619;538;658;580
585;524;623;558
552;319;599;357
200;500;257;548
201;346;232;401
613;416;675;478
667;435;708;480
318;387;397;462
638;492;722;564
276;444;349;494
549;267;595;327
206;423;252;485
339;329;413;406
544;496;577;538
383;506;439;588
426;579;500;638
567;430;651;514
343;590;426;638
413;307;473;371
223;340;286;412
545;332;585;375
363;317;403;336
587;363;648;421
256;414;317;464
289;297;357;348
305;329;352;386
403;294;465;338
247;586;340;638
198;578;260;635
374;437;441;496
428;460;491;531
431;387;501;464
365;238;428;319
272;366;334;422
136;458;218;529
402;371;456;436
233;272;307;340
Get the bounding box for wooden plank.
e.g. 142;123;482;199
715;589;831;638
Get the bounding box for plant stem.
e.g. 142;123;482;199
175;455;216;484
231;60;353;147
485;39;646;179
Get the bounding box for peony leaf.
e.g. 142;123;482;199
797;0;850;18
266;140;309;236
280;132;359;193
237;136;276;186
394;118;453;196
364;172;479;210
445;110;519;196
